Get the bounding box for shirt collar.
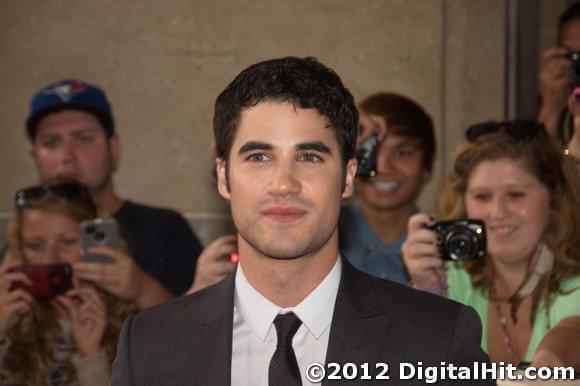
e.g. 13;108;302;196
234;257;342;341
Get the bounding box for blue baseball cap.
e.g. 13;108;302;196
26;79;115;140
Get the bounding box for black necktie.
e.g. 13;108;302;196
269;312;303;386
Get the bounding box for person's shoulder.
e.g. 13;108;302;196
343;268;484;353
119;200;186;221
367;274;467;317
560;274;580;291
551;274;580;309
126;279;229;339
116;201;191;231
343;264;473;327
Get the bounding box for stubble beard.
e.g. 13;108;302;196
236;218;338;261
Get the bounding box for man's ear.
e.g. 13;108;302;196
108;134;121;172
216;157;231;200
341;158;358;199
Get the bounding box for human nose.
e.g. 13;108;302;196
59;139;77;166
489;196;509;219
46;242;63;264
376;147;395;174
267;160;301;197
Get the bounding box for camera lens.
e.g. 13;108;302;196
93;231;106;242
85;225;96;234
445;232;477;260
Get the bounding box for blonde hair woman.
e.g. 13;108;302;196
0;181;138;385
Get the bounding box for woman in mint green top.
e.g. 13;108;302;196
446;262;580;362
402;121;580;371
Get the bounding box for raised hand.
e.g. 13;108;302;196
73;246;172;309
538;47;574;138
55;286;106;356
0;263;33;339
401;213;446;293
189;234;237;293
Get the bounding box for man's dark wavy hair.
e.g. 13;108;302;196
213;57;358;166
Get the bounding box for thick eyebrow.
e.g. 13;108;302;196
237;140;332;155
238;141;273;155
296;141;332;154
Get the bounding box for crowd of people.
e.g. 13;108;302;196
1;2;580;385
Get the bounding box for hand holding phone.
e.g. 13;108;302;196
8;263;73;300
80;218;118;263
0;265;34;337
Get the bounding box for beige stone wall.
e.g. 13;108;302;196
0;0;508;245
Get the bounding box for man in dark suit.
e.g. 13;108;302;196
112;57;493;386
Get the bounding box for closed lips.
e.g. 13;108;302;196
261;207;306;216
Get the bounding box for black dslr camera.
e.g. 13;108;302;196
355;129;379;177
567;51;580;83
427;219;486;261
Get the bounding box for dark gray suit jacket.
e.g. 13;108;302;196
111;260;494;385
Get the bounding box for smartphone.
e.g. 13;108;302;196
9;263;73;300
80;218;118;263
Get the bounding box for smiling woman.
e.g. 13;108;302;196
0;181;137;386
402;121;580;370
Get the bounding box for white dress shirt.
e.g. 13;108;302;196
231;257;342;386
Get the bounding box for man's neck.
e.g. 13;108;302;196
91;184;124;215
358;200;414;245
239;233;339;308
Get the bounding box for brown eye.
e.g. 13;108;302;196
298;153;322;163
247;153;269;162
508;191;525;199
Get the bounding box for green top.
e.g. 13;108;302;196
447;262;580;361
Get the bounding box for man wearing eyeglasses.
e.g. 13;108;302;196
24;79;231;298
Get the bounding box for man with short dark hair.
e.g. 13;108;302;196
111;57;491;386
25;79;203;297
340;92;436;284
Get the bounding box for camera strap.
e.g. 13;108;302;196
506;243;554;322
516;243;554;300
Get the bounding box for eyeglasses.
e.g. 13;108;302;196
466;120;543;143
15;181;95;211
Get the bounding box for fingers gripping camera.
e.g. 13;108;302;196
427;220;487;261
568;51;580;83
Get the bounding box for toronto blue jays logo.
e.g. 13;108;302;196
42;81;87;103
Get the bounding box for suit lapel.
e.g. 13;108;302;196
324;260;392;385
188;271;236;386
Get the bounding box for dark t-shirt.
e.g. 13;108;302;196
114;201;202;295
